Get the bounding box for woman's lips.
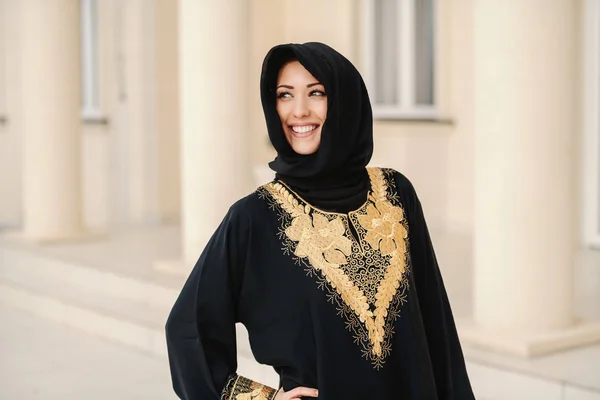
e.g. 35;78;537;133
289;124;318;138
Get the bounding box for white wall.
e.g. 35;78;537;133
80;0;116;232
82;125;110;231
249;0;285;167
82;0;167;230
443;0;475;234
370;123;452;231
83;0;162;228
81;0;182;230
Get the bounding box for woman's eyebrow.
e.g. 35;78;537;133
276;82;322;90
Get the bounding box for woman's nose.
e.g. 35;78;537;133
293;98;310;118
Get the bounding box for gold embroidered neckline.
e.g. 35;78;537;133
273;177;373;217
259;167;411;369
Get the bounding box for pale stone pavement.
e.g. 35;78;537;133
0;302;175;400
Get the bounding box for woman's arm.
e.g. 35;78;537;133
165;203;277;400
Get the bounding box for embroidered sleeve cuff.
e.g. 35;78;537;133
221;373;278;400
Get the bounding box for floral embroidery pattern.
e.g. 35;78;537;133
235;382;273;400
264;184;375;326
286;213;352;266
260;168;411;368
357;201;407;256
221;374;277;400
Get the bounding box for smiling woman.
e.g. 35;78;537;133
165;42;474;400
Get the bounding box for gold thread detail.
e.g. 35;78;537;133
229;375;241;400
260;167;410;368
235;382;274;400
223;375;276;400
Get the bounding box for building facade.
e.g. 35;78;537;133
0;0;599;361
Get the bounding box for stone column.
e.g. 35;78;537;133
0;0;5;123
18;0;83;241
155;0;181;224
461;0;600;356
0;0;23;228
0;0;8;223
177;0;252;265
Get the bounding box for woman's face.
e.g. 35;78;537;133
276;61;327;155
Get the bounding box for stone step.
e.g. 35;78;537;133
0;245;170;357
0;245;180;309
0;279;168;357
0;242;276;385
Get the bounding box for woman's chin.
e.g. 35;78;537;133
294;148;318;155
288;138;320;155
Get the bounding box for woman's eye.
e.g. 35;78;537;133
310;90;326;97
277;92;292;99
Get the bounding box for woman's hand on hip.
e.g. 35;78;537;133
274;386;318;399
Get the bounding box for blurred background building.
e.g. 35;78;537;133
0;0;599;399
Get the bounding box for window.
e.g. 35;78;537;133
363;0;436;119
583;0;600;248
80;0;102;120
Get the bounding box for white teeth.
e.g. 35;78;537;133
291;125;317;133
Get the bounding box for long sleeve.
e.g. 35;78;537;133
396;173;475;399
165;203;277;400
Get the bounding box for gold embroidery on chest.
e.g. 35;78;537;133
260;168;410;368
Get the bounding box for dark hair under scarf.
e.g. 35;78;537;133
260;42;374;213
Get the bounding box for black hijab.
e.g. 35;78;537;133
260;42;374;213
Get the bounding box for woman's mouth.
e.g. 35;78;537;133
289;124;319;138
